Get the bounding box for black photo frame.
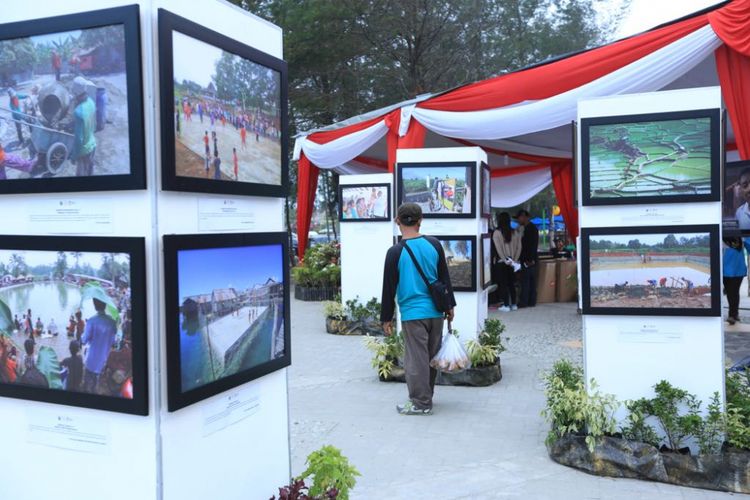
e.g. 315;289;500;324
581;109;721;206
396;162;476;219
396;234;477;292
723;160;750;236
481;164;492;218
0;5;145;194
480;233;492;289
0;235;148;415
581;225;720;317
338;183;391;222
163;231;291;411
158;9;288;198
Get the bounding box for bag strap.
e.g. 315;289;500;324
401;240;432;289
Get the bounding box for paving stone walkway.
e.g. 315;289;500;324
288;296;742;499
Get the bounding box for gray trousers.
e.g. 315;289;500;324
402;317;444;409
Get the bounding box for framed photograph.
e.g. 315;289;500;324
339;183;390;222
581;109;721;206
0;5;145;194
437;235;477;292
481;164;491;218
159;9;288;197
480;233;492;289
164;232;290;411
581;225;720;316
723;160;750;236
0;236;147;415
396;162;476;218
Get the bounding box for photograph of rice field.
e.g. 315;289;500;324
586;231;712;310
586;115;713;201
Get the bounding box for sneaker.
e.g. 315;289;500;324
396;402;431;415
734;316;741;323
728;317;736;325
498;305;510;312
510;305;518;311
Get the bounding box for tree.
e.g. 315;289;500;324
54;251;68;278
8;253;27;278
69;251;83;272
454;240;469;258
663;234;679;248
627;239;641;249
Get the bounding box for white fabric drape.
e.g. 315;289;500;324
410;25;721;140
293;120;388;168
491;168;552;208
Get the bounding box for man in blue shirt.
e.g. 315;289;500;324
81;298;117;393
381;203;456;415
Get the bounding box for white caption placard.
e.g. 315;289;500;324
202;387;261;437
620;207;685;225
27;198;113;234
198;198;256;232
27;409;110;454
618;322;683;343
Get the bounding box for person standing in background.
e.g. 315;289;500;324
492;212;522;312
723;236;750;325
70;77;97;177
516;209;539;308
51;50;62;81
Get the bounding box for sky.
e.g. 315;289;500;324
591;233;705;246
173;31;224;88
0;250;127;270
401;166;469;182
615;0;721;38
177;244;283;300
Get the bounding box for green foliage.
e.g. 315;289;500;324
0;299;13;336
466;318;507;367
639;380;703;452
79;282;120;323
299;445;360;500
0;38;36;73
36;346;63;390
726;369;750;450
293;242;341;288
620;399;660;448
542;360;617;452
322;301;346;320
344;296;380;323
363;330;404;379
697;392;725;455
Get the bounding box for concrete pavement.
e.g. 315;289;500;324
288;296;741;499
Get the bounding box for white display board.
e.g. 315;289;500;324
340;173;394;306
0;2;290;500
396;147;489;341
577;87;725;421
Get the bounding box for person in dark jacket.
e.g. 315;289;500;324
381;203;456;415
723;236;750;325
516;209;539;308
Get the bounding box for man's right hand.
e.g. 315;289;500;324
382;322;393;337
446;308;454;322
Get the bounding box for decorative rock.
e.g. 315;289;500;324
548;434;750;494
326;318;384;336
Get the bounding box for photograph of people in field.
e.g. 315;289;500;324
171;31;281;186
587;231;712;310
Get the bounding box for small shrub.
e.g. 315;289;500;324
300;445;360;500
645;380;702;452
323;301;346;320
542;360;617;452
363;330;404;378
466;318;507;368
620;399;660;448
697;392;725;454
293;242;341;288
726;368;750;450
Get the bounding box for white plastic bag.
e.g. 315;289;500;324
430;325;471;373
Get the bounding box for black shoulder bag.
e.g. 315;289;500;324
401;241;451;313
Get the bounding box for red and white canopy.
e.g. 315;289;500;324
294;0;750;259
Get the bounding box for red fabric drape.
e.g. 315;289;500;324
295;153;320;261
550;162;578;239
419;14;709;112
397;119;427;149
709;0;750;160
384;109;401;172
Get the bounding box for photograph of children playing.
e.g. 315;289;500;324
171;31;281;185
0;249;133;399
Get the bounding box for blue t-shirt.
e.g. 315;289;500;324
398;237;443;321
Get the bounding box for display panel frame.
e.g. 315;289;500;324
480;233;492;289
158;9;289;197
0;5;146;194
163;231;291;412
722;160;750;236
0;235;148;415
338;183;391;222
581;109;721;206
480;164;491;218
580;224;720;317
396;161;477;219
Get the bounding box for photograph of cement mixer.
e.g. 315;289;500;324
581;225;720;316
0;6;144;193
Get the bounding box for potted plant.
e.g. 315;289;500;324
292;242;341;301
271;445;360;500
438;318;506;387
363;329;404;381
323;297;384;336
